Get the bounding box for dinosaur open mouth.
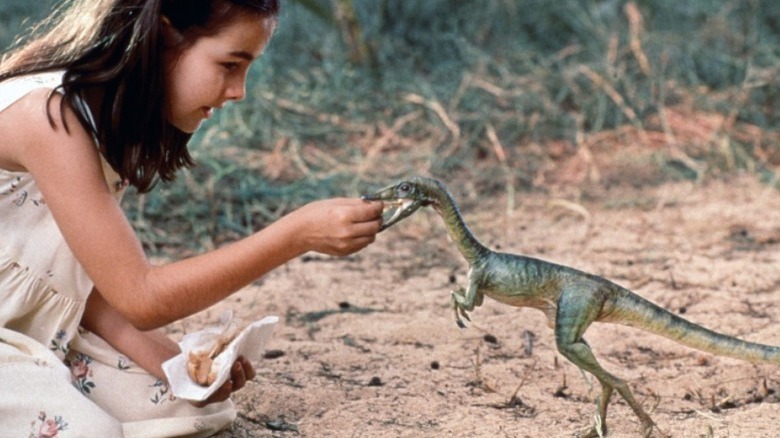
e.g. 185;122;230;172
381;199;414;228
361;186;423;231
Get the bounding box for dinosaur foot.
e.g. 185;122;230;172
640;420;658;438
579;425;606;438
578;420;657;437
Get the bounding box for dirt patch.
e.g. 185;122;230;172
173;175;780;437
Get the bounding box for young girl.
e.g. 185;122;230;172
0;0;383;436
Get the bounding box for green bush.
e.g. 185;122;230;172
2;0;778;254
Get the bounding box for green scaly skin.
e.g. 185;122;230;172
363;176;780;438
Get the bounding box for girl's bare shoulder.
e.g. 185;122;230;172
0;87;95;172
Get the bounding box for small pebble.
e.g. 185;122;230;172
263;349;285;360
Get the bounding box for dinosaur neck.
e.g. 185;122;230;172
432;187;490;265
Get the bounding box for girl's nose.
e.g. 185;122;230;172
225;77;246;101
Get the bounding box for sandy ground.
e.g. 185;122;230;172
173;175;780;437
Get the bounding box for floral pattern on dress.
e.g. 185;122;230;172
149;378;176;405
0;175;45;207
49;330;71;356
29;411;68;438
66;352;96;395
117;355;131;370
0;175;22;199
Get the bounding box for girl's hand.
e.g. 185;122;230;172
192;355;255;407
290;198;384;256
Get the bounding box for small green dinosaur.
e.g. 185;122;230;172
362;176;780;437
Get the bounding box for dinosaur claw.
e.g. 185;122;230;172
453;304;471;329
460;309;471;322
453;308;465;328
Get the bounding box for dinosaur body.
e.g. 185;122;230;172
363;176;780;437
474;251;780;364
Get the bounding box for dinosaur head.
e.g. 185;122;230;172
361;176;440;230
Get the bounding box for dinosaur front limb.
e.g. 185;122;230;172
451;280;485;328
451;287;472;328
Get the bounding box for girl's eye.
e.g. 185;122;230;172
221;62;240;72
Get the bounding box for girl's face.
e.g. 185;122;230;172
163;13;275;133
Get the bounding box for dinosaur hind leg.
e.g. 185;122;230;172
554;289;656;437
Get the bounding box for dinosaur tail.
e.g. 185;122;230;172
607;288;780;364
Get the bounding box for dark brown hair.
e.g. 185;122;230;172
0;0;280;192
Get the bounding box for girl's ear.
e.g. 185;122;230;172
160;15;173;31
160;15;184;48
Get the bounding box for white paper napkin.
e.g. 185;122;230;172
162;313;279;401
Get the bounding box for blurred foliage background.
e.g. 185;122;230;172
2;0;779;254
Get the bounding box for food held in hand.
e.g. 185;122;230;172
186;323;239;386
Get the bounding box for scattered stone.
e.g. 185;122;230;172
265;419;299;432
263;349;285;360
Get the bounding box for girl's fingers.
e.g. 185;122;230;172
354;200;385;222
239;356;256;381
351;217;383;237
229;356;256;391
332;198;384;223
190;357;256;408
231;360;247;390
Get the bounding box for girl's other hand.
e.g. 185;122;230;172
291;198;384;256
191;355;255;408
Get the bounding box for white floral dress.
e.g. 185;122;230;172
0;73;235;437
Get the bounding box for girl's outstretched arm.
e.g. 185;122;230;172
7;89;384;330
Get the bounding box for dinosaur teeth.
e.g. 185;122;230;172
383;204;404;224
382;199;404;210
380;199;416;229
381;200;403;220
